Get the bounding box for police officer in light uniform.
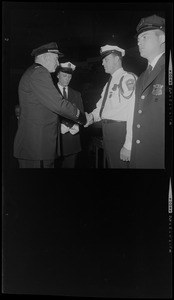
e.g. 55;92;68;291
85;45;137;168
130;15;165;169
13;42;86;168
55;62;84;168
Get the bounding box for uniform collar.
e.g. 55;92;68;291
149;52;165;70
111;67;124;79
58;83;68;91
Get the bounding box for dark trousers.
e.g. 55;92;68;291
102;120;130;169
18;159;54;168
61;153;78;168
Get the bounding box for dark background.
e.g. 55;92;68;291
2;1;173;298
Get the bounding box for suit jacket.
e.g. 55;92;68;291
57;85;84;156
130;54;165;169
13;63;79;160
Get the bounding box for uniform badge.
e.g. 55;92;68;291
112;84;117;91
109;92;113;98
152;84;163;96
109;84;118;98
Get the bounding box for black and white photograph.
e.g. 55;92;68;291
2;1;173;298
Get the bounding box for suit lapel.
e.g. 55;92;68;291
142;54;165;93
56;85;69;100
68;87;72;100
68;87;75;103
56;85;62;96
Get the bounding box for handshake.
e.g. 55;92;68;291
61;112;94;134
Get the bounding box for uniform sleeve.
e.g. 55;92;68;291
121;73;137;97
30;67;78;121
92;84;107;122
123;92;136;150
123;73;137;150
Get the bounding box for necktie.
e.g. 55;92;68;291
63;87;67;100
99;76;112;118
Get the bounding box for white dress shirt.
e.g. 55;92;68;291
92;68;137;150
58;84;68;98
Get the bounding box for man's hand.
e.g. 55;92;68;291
84;112;94;127
120;147;131;161
61;123;70;134
69;124;79;135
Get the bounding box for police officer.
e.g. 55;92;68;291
130;15;165;169
55;62;84;168
85;45;137;168
13;42;87;168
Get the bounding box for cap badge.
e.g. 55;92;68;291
138;18;145;28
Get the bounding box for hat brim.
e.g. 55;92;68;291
31;49;64;57
100;50;123;59
135;26;165;37
58;67;74;74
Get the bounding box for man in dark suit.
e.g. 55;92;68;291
13;42;87;168
130;15;165;169
55;62;84;168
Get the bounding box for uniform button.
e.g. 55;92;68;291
141;95;145;99
138;110;142;114
137;124;141;128
136;140;141;144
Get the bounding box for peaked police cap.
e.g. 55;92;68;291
31;42;64;57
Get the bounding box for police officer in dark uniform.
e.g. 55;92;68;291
130;15;165;169
13;42;87;168
55;62;84;168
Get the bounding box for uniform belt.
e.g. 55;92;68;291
102;119;126;124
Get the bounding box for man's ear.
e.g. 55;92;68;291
159;32;165;45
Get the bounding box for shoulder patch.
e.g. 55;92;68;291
125;78;136;91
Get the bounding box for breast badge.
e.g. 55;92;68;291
112;84;117;91
152;84;163;96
